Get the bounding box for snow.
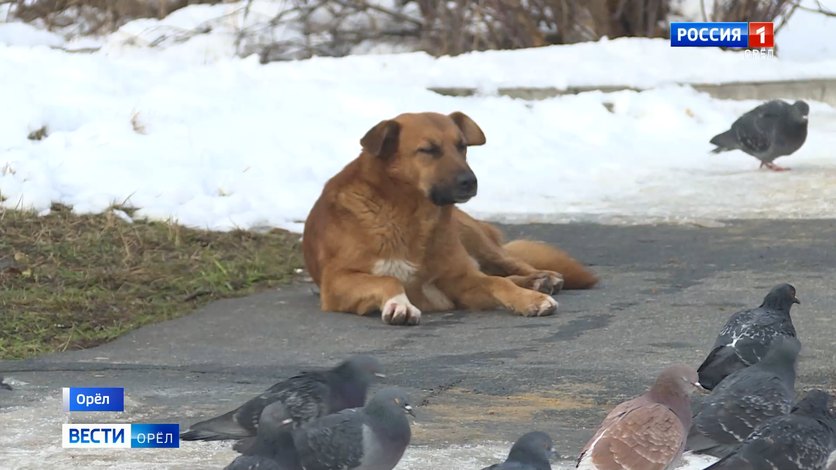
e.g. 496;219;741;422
777;0;836;61
0;21;64;48
1;1;836;234
2;40;835;232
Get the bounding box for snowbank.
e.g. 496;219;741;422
1;1;835;232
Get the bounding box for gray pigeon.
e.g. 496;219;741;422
704;389;836;470
225;402;298;470
577;364;704;470
697;283;799;390
283;387;413;470
710;99;809;171
181;355;383;442
482;431;556;470
688;336;801;458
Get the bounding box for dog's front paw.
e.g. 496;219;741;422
381;294;422;326
520;293;558;317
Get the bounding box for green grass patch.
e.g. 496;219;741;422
0;204;304;360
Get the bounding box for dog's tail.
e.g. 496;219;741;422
503;240;598;289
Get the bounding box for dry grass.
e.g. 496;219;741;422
0;204;303;359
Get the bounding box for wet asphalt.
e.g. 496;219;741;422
2;220;835;462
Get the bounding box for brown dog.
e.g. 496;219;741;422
303;112;597;325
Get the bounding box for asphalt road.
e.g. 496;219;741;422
2;220;835;468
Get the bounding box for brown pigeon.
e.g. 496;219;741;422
576;365;704;470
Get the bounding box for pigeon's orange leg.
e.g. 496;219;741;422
764;162;790;171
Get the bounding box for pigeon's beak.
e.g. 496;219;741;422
374;372;387;378
793;296;801;305
404;404;415;417
281;418;294;426
693;382;709;395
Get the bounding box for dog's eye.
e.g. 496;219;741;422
417;145;441;157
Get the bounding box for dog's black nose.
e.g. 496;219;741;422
456;172;478;194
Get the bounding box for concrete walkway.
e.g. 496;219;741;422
2;220;835;469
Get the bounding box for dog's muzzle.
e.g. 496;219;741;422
430;172;478;205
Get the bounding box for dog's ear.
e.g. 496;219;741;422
449;112;486;146
361;120;401;158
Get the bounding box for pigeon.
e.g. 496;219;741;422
697;283;800;391
482;431;556;470
688;336;800;458
710;99;809;171
704;389;836;470
225;402;299;470
181;355;384;442
576;364;704;470
284;387;413;470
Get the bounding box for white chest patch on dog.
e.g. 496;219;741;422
372;259;418;283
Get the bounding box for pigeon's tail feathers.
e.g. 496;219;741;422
697;345;745;391
704;454;755;470
502;239;598;289
180;411;251;441
710;130;737;153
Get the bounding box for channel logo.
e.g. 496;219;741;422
670;22;774;48
62;423;179;448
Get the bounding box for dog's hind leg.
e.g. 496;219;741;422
454;209;564;294
319;270;421;326
439;268;558;317
503;240;598;289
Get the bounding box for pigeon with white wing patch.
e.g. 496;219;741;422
697;283;799;390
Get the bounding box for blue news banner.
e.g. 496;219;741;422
62;387;179;449
670;22;748;47
62;424;180;449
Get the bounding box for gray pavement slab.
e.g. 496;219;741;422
1;220;835;469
